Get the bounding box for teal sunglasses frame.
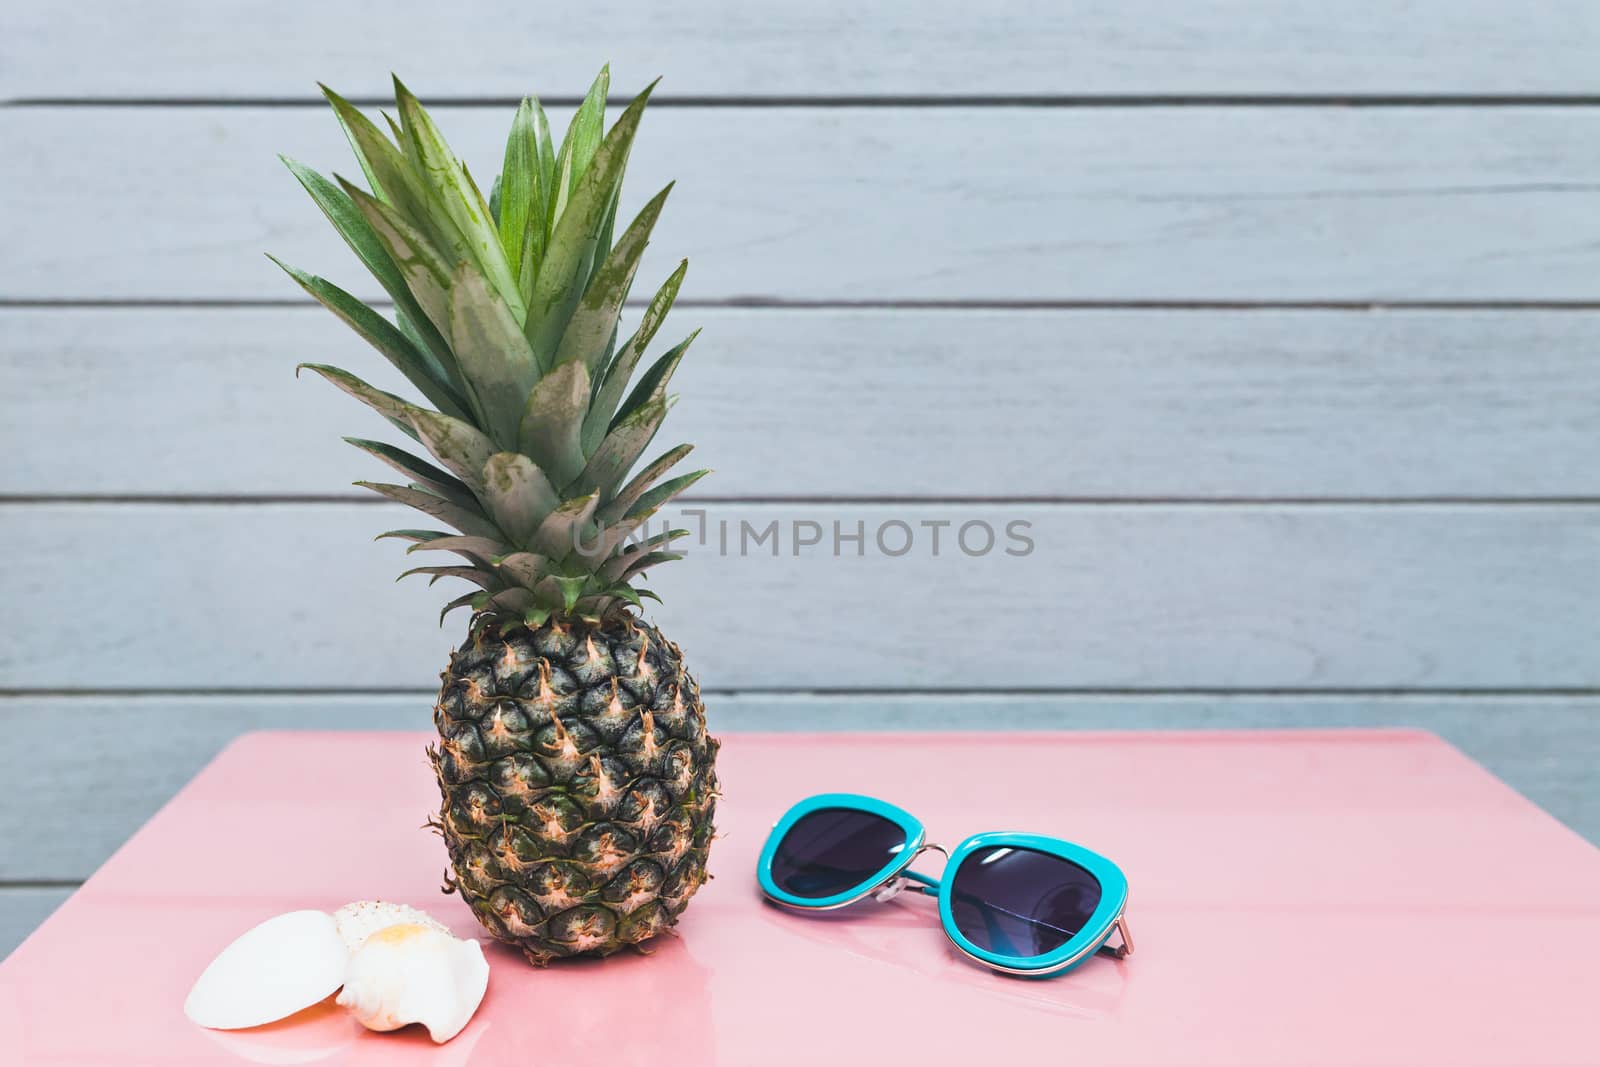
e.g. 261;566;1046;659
756;793;1134;977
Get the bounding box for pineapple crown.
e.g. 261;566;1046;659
274;68;706;627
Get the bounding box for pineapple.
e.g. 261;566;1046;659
274;69;718;964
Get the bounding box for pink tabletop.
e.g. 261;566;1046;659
3;729;1597;1066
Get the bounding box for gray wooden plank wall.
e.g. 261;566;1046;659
3;2;1598;959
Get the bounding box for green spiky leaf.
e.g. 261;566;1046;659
551;67;609;220
296;363;419;442
488;587;539;615
581;513;659;562
279;157;456;379
518;358;589;487
405;409;498;492
569;69;609;180
624;469;709;519
605;584;643;609
614;329;696;428
597;528;692;582
553;183;672;378
588;166;625;293
448;263;540;444
516;201;547;312
597;443;694;523
338;177;455;340
630;527;692;555
392;76;525;320
600;547;683;583
319;86;442;242
575;397;668;500
344;437;478;510
271;257;469;419
398;565;501;590
481;452;560;547
526;81;654;366
375;528;449;544
583;261;687;452
355;481;502;539
403;534;507;563
530;491;600;559
439;590;483;625
494;551;554;587
554;573;589;612
498;98;543;285
319;85;403;204
533;99;556;216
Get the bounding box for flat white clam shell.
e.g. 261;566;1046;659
335;923;489;1044
332;900;450;950
184;910;349;1030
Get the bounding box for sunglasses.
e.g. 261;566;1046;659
756;793;1134;977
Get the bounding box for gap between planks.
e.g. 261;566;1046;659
0;882;78;891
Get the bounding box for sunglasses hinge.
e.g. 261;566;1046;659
1107;915;1135;959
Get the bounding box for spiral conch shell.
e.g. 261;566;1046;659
336;920;489;1043
333;899;451;950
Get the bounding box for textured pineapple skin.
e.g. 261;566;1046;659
429;614;718;964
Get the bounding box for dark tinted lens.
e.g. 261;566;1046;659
769;808;908;900
949;846;1103;958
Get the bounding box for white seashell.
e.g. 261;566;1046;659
332;900;450;950
184;910;349;1030
335;923;489;1044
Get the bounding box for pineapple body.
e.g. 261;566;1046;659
432;616;717;962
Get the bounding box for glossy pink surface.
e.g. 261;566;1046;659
4;729;1598;1065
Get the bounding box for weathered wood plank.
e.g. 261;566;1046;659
6;2;1599;100
4;503;1598;690
7;108;1600;302
1;695;1594;885
9;308;1600;499
0;889;70;962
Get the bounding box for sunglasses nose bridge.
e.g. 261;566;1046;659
872;841;950;902
906;841;949;879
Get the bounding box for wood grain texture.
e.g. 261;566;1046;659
10;308;1600;500
0;890;69;962
4;503;1598;690
8;107;1600;302
6;2;1599;99
1;695;1593;885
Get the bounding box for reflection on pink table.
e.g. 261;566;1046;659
3;729;1598;1065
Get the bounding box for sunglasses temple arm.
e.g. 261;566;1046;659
900;868;941;897
1098;916;1135;960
